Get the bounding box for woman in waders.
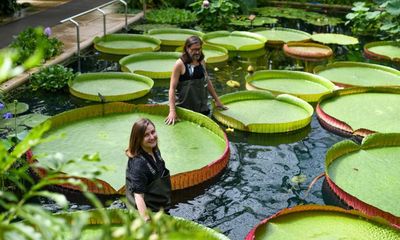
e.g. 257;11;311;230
125;118;171;221
165;36;227;125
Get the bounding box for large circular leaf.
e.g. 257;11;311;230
246;70;335;102
311;33;359;45
317;87;400;137
69;72;154;102
93;34;161;55
30;103;229;195
212;91;313;133
176;44;228;64
364;41;400;62
325;133;400;226
314;61;400;87
203;31;267;51
119;52;181;79
283;42;332;61
147;28;204;46
246;205;399;239
252;27;311;45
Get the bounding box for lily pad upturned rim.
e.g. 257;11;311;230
93;33;161;55
245;70;335;102
316;87;400;138
27;102;230;195
325;133;400;227
56;209;229;240
251;27;311;45
202;30;267;51
175;43;229;64
147;28;205;46
283;42;333;61
311;33;359;45
245;205;398;240
68;72;154;102
313;61;400;88
364;41;400;62
212;90;313;133
119;52;181;79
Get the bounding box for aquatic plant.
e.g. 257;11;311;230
229;15;277;29
146;7;197;27
346;0;400;40
29;64;76;92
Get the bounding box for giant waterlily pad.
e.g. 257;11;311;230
317;87;400;137
176;44;228;64
212;91;313;133
93;34;161;55
203;31;267;52
246;70;335;102
69;72;153;102
252;27;311;45
30;103;229;195
314;61;400;87
311;33;359;45
246;205;399;239
364;41;400;62
147;28;204;46
283;42;333;61
325;133;400;227
119;52;181;79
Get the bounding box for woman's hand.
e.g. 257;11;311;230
215;100;228;110
165;110;178;125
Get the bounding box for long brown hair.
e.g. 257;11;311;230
181;35;205;64
126;118;158;157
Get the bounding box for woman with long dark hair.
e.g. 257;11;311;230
165;35;226;125
125;118;171;221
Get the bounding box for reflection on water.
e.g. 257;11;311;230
9;40;391;240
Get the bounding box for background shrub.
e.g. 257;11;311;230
30;64;76;92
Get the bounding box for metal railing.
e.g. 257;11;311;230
60;0;128;59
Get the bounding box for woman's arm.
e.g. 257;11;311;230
203;61;227;109
165;59;183;125
134;193;150;221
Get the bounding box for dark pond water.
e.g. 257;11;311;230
7;26;400;240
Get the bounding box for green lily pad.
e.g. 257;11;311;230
69;72;154;102
364;41;400;62
311;33;359;45
212;91;313;133
119;52;181;79
203;31;267;52
0;102;29;115
0;113;49;128
318;88;400;136
229;16;278;27
314;61;400;87
326;134;400;221
93;34;161;55
31;103;229;194
246;70;335;102
147;28;204;46
252;27;311;45
248;205;399;239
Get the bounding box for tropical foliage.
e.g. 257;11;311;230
146;7;197;27
191;0;240;31
9;27;63;65
29;64;76;92
346;0;400;40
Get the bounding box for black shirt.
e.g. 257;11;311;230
126;149;167;194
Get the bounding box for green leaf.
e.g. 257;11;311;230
0;102;29;115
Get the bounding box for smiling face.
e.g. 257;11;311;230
187;43;202;61
141;123;158;152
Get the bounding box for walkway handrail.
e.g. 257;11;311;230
60;0;127;59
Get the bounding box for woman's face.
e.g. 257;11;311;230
187;43;202;61
141;124;158;151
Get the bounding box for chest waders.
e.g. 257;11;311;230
126;155;171;212
176;64;209;113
